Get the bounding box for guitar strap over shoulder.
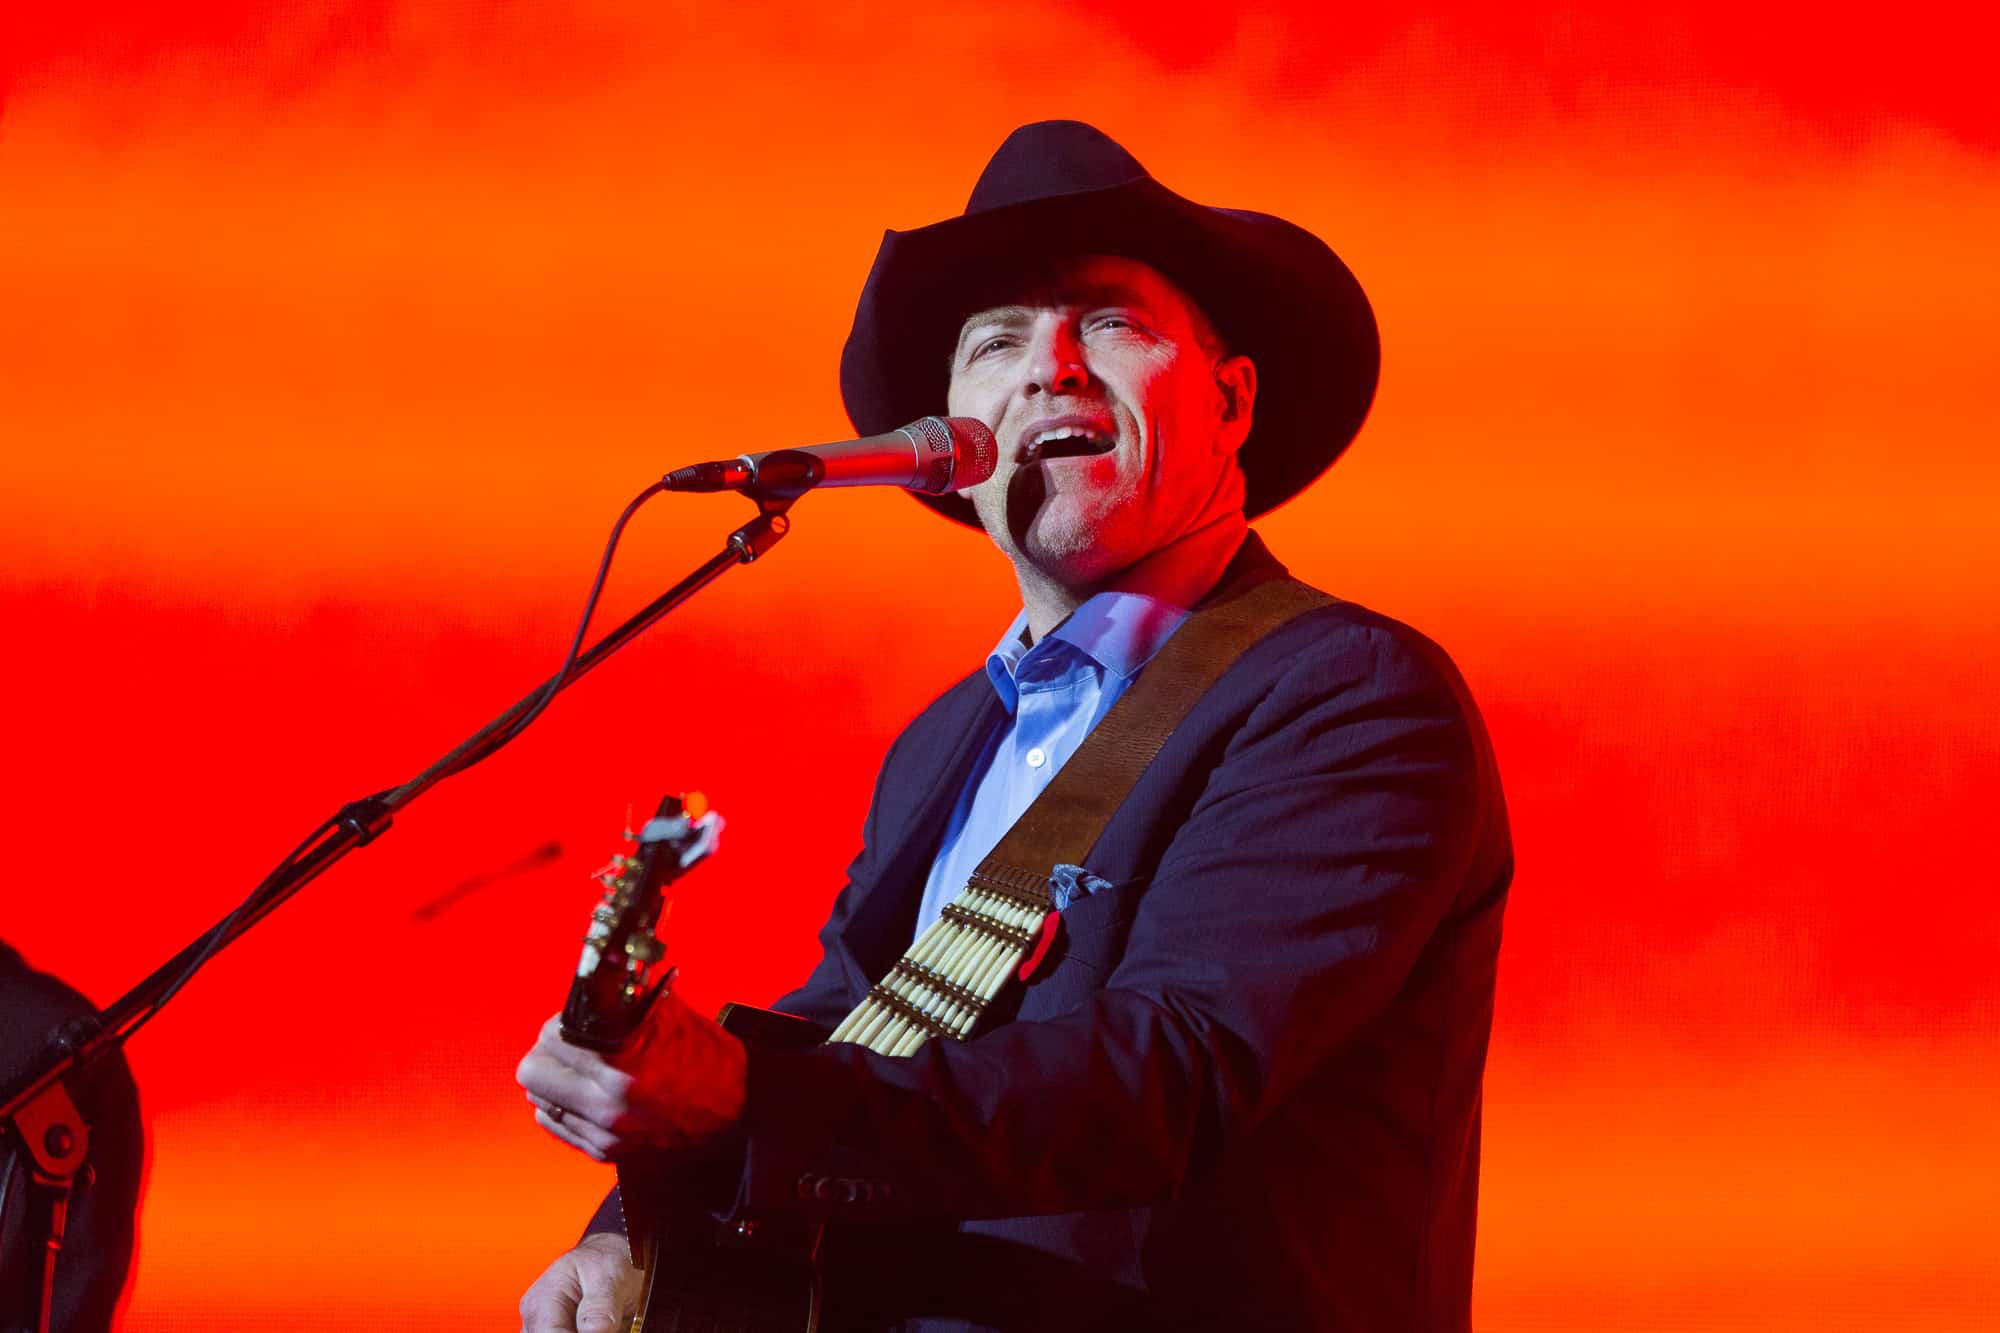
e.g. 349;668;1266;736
825;546;1335;1055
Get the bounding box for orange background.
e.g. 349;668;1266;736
3;3;1996;1329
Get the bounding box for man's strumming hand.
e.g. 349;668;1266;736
518;1232;642;1333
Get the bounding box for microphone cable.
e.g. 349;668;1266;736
116;478;671;1046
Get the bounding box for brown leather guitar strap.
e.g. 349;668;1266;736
825;550;1335;1055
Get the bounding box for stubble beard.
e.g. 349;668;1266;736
1016;485;1142;591
973;453;1145;592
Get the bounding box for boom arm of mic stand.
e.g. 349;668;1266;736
0;492;796;1132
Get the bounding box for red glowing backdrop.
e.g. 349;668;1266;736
2;3;1996;1329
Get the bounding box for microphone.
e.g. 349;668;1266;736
662;416;998;497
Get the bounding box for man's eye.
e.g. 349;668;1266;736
970;336;1015;359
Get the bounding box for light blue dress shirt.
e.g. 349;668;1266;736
912;588;1196;940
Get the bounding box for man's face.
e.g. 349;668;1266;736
946;255;1255;587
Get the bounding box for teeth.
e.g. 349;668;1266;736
1031;426;1105;446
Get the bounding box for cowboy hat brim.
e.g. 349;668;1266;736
838;167;1380;529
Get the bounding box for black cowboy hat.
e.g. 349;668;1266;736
839;120;1380;529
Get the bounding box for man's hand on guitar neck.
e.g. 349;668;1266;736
519;1232;641;1333
516;993;748;1161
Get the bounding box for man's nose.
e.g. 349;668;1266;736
1023;321;1089;397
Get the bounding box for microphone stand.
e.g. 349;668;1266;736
0;486;800;1333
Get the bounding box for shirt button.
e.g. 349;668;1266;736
1025;747;1048;769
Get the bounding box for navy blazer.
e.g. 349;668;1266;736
603;535;1512;1331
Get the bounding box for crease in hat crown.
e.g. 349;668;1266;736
965;121;1155;211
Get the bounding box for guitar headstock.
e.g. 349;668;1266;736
559;791;723;1053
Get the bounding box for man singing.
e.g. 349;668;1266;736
516;120;1512;1332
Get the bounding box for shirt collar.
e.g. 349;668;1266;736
983;612;1036;713
982;515;1249;713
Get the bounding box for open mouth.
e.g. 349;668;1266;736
1022;424;1116;461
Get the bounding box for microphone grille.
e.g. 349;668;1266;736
910;416;998;493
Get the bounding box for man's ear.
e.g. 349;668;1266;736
1215;353;1257;452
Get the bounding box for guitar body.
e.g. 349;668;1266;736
625;1177;822;1333
625;1004;831;1333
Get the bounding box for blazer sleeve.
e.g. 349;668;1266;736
734;614;1503;1222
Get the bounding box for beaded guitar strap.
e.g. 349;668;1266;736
825;560;1335;1056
